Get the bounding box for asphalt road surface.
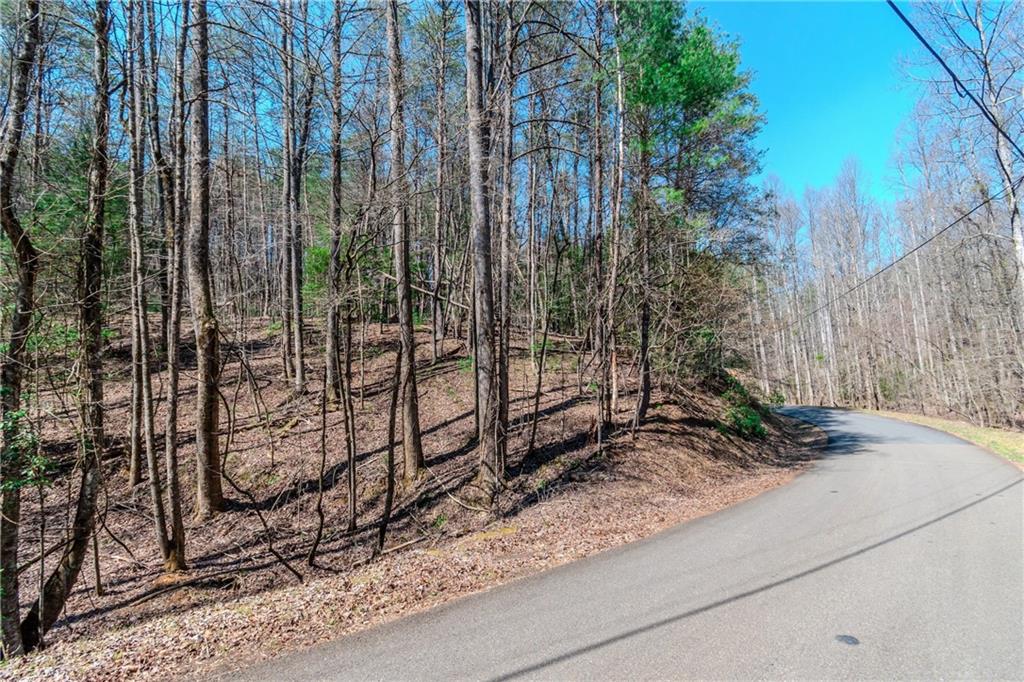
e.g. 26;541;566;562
229;408;1023;681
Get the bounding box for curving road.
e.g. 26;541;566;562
230;408;1023;680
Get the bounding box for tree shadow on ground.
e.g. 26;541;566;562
52;388;850;640
489;475;1023;681
776;406;883;456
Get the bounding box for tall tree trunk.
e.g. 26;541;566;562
20;0;107;652
128;0;170;563
431;2;451;363
496;2;515;478
326;0;344;402
465;0;498;501
280;0;315;394
386;0;424;483
293;0;316;394
279;2;296;385
592;0;608;431
161;0;189;569
607;2;625;422
0;0;41;659
187;0;223;519
144;0;173;358
635;140;652;425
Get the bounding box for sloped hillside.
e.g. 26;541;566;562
3;324;816;681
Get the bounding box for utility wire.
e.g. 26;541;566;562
772;174;1024;335
886;0;1024;164
766;3;1024;335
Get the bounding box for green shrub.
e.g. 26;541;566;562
24;324;78;354
720;404;766;439
877;370;907;402
303;244;331;304
718;375;766;439
1;409;50;492
720;374;751;406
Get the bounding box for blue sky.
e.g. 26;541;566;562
692;1;922;203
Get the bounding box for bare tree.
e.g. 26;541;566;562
20;0;109;653
465;0;498;501
162;0;190;568
127;0;170;564
188;0;223;518
0;0;41;659
386;0;424;483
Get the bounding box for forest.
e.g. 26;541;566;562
0;0;1020;673
752;4;1023;429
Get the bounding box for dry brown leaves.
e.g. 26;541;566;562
1;326;812;681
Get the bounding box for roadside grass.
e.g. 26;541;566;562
870;410;1024;465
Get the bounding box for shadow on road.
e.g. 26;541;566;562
490;474;1022;681
777;406;886;456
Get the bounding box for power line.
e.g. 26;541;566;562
886;0;1024;164
772;174;1024;335
766;2;1024;335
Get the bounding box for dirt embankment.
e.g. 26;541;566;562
2;325;820;681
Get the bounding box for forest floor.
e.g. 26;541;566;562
2;322;820;681
866;410;1024;466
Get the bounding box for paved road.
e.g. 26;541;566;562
230;408;1023;680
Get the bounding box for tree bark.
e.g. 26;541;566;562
465;0;499;501
431;2;451;363
187;0;223;519
635;140;652;425
0;0;41;658
326;0;346;404
592;0;609;432
144;0;173;358
386;0;425;483
161;0;190;569
20;0;107;652
496;2;515;478
127;0;170;563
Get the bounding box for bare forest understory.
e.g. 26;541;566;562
3;0;1022;678
1;323;816;681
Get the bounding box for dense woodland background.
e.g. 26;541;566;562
754;4;1024;429
0;0;1020;661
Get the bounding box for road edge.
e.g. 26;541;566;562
857;409;1024;471
772;410;829;451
